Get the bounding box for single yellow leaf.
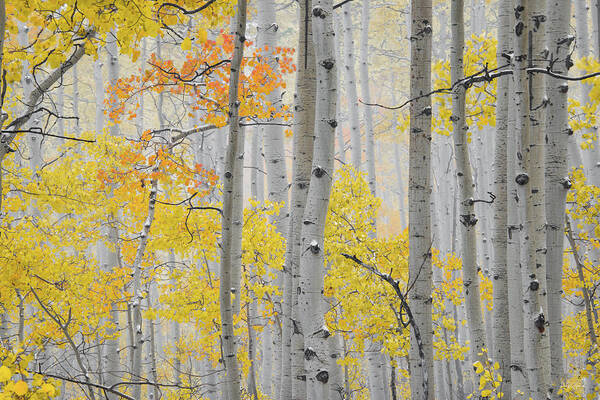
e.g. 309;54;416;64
0;366;11;382
181;37;192;51
198;29;208;43
13;380;28;396
41;383;56;396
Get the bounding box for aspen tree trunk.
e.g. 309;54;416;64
298;0;336;396
505;3;529;398
491;0;511;393
285;0;317;398
342;5;361;169
130;175;158;399
359;1;386;395
545;1;571;397
408;0;434;399
104;32;122;397
219;0;247;398
514;1;547;397
360;0;376;195
450;0;487;365
334;14;346;166
256;2;290;397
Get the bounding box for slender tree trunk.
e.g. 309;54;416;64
450;0;487;366
256;2;290;397
492;0;511;394
286;1;317;398
360;0;376;195
408;0;434;399
298;0;336;397
342;5;361;169
545;2;571;397
506;5;529;396
219;0;247;397
514;1;548;397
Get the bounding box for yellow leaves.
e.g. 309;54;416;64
197;29;208;43
181;37;192;51
12;381;28;396
0;366;11;382
474;360;484;374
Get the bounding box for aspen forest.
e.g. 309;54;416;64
3;0;600;399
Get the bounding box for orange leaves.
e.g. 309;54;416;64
105;35;295;130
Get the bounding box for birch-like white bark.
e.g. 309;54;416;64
491;0;511;394
298;0;336;397
286;0;317;397
514;1;547;397
506;3;529;396
545;1;571;397
130;171;158;399
256;2;290;396
360;0;376;196
450;0;487;366
342;5;361;169
219;0;247;397
408;0;434;398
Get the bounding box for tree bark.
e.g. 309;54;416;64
298;0;337;397
450;0;487;366
342;5;362;169
545;1;571;397
491;0;512;395
218;0;247;397
408;0;434;399
286;0;317;398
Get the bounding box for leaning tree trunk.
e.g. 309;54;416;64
219;0;247;398
286;0;317;398
450;0;487;367
297;0;336;397
545;1;571;397
408;0;434;399
491;0;511;394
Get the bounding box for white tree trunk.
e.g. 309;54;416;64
219;0;247;398
491;0;511;395
298;0;336;397
342;5;362;169
545;1;571;397
408;0;434;398
360;0;376;195
286;0;317;398
450;0;487;365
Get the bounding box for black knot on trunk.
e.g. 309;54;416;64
305;347;317;360
529;279;539;291
328;119;338;128
560;177;572;189
313;166;326;178
321;58;335;70
559;83;568;93
515;173;529;185
224;171;233;179
312;6;327;18
316;370;329;383
534;312;546;333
